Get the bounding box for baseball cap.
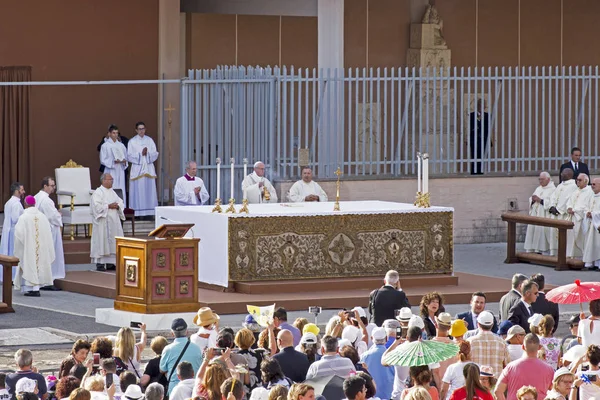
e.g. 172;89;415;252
352;306;367;319
505;325;526;341
497;320;514;336
408;315;425;330
244;314;256;324
371;327;387;341
449;319;468;337
303;323;320;336
477;311;494;326
300;332;318;345
171;317;188;332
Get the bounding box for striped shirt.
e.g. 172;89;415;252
467;330;509;376
305;355;356;380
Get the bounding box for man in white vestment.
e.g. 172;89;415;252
524;172;556;254
0;182;25;282
127;122;158;217
547;168;578;254
287;166;328;203
34;177;65;290
583;178;600;270
90;173;125;271
174;161;210;206
565;173;593;258
100;125;129;206
241;161;278;204
14;196;55;297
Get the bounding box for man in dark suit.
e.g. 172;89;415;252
272;329;309;383
499;273;528;321
530;273;560;332
469;99;490;175
369;270;410;326
559;147;589;183
455;292;499;333
508;280;540;333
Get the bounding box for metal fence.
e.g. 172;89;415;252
181;65;600;199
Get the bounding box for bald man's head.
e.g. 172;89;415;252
277;329;294;349
593;178;600;194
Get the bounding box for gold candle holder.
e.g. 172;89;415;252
212;198;223;213
239;198;250;214
414;191;431;208
333;167;342;211
225;198;237;213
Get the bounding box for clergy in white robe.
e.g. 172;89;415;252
524;172;556;254
287;167;328;203
90;173;125;270
14;196;55;296
100;126;128;206
583;178;600;269
127;122;158;216
34;177;65;285
566;173;594;258
0;182;25;282
547;168;578;254
174;161;210;206
242;161;278;204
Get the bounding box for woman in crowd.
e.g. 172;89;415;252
193;361;229;400
440;341;472;400
578;299;600;347
538;315;561;369
90;337;127;376
235;328;264;393
515;386;537;400
402;366;438;400
68;388;92;400
404;387;432;400
140;336;168;390
448;364;493;400
293;318;309;335
325;315;343;339
420;292;445;339
545;368;575;400
55;376;81;400
570;344;600;400
340;345;369;373
113;325;147;379
268;385;289;400
287;383;315;400
59;340;91;378
478;366;496;393
356;371;378;400
299;333;320;365
250;359;292;400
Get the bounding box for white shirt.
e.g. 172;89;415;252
170;378;195;400
287;180;328;203
442;361;471;400
507;344;524;362
190;327;218;353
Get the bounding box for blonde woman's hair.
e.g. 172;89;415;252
68;388;91;400
288;384;314;400
115;327;136;361
404;387;432;400
325;316;342;338
516;386;538;400
83;376;104;392
268;385;289;400
234;328;256;350
293;318;309;334
150;336;168;356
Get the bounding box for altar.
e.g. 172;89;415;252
155;201;453;287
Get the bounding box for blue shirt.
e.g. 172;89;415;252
360;344;395;400
280;322;302;347
385;337;395;348
159;337;203;395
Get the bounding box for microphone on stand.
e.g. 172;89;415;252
159;216;196;237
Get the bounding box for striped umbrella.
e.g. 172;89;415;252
383;340;460;367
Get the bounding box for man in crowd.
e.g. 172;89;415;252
169;362;195;400
505;325;526;362
100;125;129;206
547;168;578;253
431;313;454;385
566;173;593;258
369;270;410;326
5;349;48;400
499;274;527;321
14;196;55;297
507;280;540;333
342;375;367;400
90;173;125;271
127;121;158;218
305;335;356;380
34;177;65;291
583;177;600;269
360;327;393;400
383;319;402;348
467;311;509;377
273;330;309;383
242;161;278;204
288;166;328;202
145;383;164;400
495;333;554;400
456;292;498;332
530;273;559;330
273;307;301;347
174;161;210;206
0;182;25;283
559;146;589;182
524;172;556;254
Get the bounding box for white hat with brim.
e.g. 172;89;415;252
124;385;144;400
553;367;575;382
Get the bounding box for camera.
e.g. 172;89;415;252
308;306;322;315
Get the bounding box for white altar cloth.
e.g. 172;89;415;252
155;201;454;287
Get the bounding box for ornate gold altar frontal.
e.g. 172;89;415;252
228;211;453;281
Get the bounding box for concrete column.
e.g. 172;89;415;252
158;0;183;204
317;0;344;70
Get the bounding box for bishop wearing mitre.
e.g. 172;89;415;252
90;173;125;271
242;161;278;204
566;173;593;258
583;178;600;270
524;172;556;254
14;196;55;297
174;161;210;206
288;166;328;202
547;168;578;253
100;125;128;205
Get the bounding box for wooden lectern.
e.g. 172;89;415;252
114;224;200;314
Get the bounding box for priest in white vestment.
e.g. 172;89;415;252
566;173;594;258
242;161;278;204
0;182;25;282
14;196;55;297
174;161;210;206
100;126;129;206
127;122;158;217
288;166;328;203
34;177;65;289
90;173;125;271
524;172;556;254
547;168;578;254
583;178;600;269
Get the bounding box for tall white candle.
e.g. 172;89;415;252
243;158;248;178
230;158;235;200
417;152;422;193
216;158;221;199
423;154;429;194
243;188;247;201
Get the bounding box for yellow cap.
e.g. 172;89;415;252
303;323;320;336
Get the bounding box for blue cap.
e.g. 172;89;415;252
497;320;513;335
244;314;256;324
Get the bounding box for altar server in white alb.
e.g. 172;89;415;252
100;124;128;206
583;178;600;269
524;172;556;254
566;173;594;258
174;161;210;206
34;177;65;290
547;168;578;253
14;196;55;297
288;166;328;203
0;182;25;282
90;173;125;271
127;122;158;216
242;161;278;204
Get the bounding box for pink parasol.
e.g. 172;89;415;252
546;279;600;311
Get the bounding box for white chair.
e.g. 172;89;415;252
55;159;93;240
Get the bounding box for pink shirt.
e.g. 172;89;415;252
497;357;554;400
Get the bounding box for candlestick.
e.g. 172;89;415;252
422;153;429;194
230;158;235;200
417;152;422;193
243;188;247;201
216;158;221;200
333;167;342;211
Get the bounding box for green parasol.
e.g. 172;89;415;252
383;340;460;367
